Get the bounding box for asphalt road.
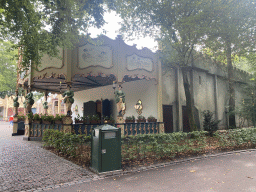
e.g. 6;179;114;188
49;150;256;192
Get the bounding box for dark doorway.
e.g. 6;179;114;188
102;99;111;117
84;100;112;120
83;101;97;117
163;105;173;133
182;106;191;132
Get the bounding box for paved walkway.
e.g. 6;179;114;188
0;122;95;192
49;150;256;192
2;122;256;191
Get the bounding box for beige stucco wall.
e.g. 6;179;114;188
72;79;158;122
162;66;248;131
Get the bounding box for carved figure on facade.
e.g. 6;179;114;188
115;85;126;117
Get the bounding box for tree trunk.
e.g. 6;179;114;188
182;68;197;131
226;38;236;128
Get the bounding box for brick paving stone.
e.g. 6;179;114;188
0;122;95;192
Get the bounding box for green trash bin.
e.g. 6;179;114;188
91;124;121;173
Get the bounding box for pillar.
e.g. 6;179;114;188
44;91;48;114
115;82;125;124
12;89;19;136
175;67;182;132
58;94;61;114
157;60;163;123
214;75;219;120
62;82;73;133
23;88;34;141
5;95;8;121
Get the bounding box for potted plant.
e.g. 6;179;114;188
75;114;83;124
89;114;101;124
147;115;157;123
33;114;41;124
54;114;65;124
104;115;115;124
137;115;146;123
17;115;25;122
125;115;135;123
41;114;54;124
82;116;88;124
26;112;34;123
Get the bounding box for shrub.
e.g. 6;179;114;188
137;115;146;121
54;114;65;121
75;114;81;122
43;129;91;159
202;110;221;136
33;114;41;121
125;115;135;121
41;114;54;122
27;112;34;120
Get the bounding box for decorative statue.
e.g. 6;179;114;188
62;90;74;116
134;99;143;115
43;101;48;109
13;97;19;108
13;96;19;116
24;92;34;113
115;85;126;117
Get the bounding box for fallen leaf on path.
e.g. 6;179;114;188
190;170;196;173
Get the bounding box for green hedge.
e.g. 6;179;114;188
43;128;256;167
43;129;91;158
121;131;208;161
214;128;256;147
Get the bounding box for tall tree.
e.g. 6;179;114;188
0;40;17;98
115;0;213;131
0;0;113;71
201;0;256;128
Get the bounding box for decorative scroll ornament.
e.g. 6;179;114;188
79;44;113;69
127;54;153;72
134;99;143;115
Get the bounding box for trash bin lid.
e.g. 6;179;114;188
94;124;118;131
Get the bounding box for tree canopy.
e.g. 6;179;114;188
115;0;256;130
0;40;17;98
0;0;113;71
200;0;256;127
115;0;215;131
